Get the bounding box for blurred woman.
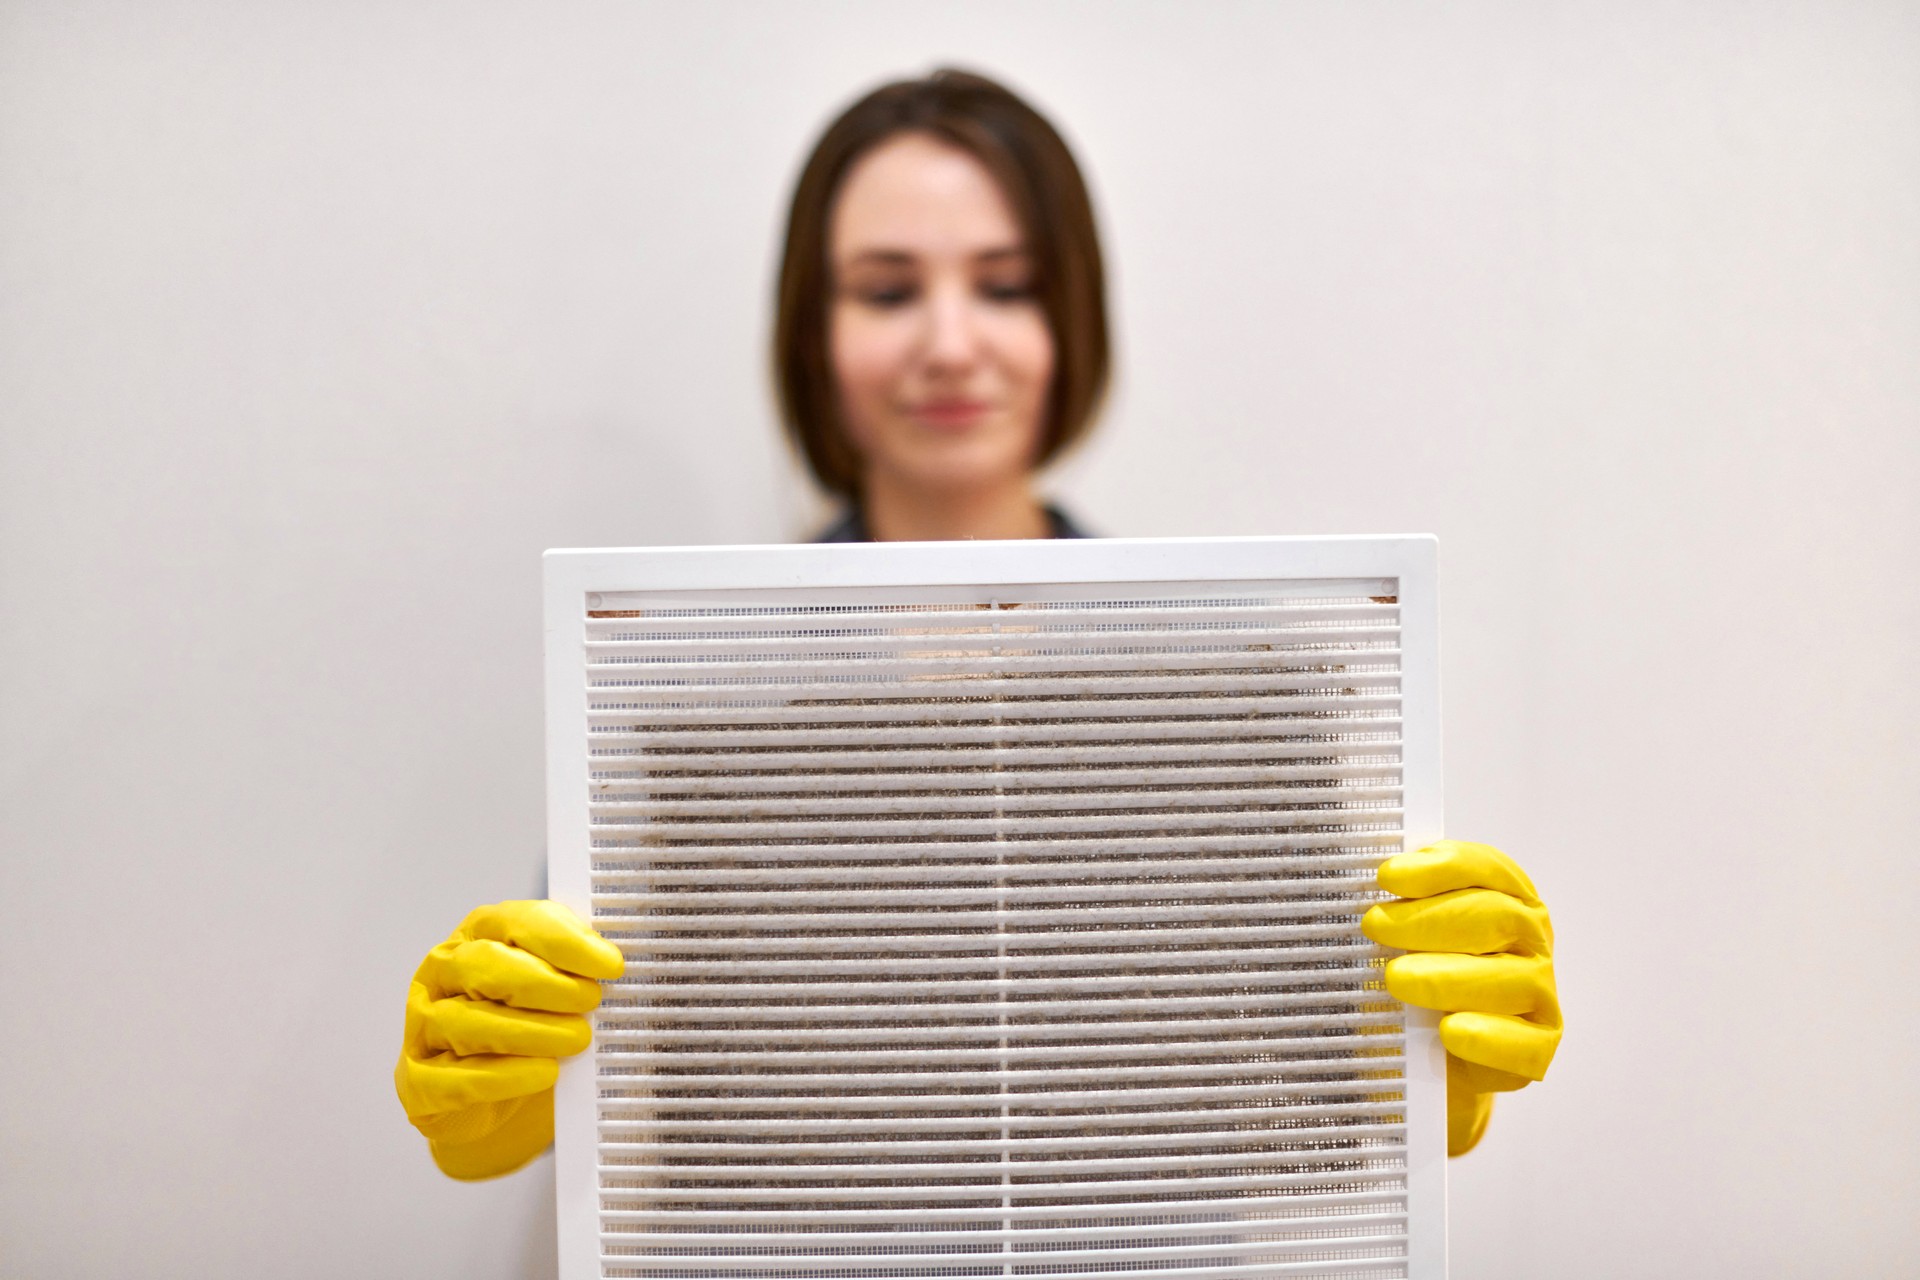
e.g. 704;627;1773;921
779;70;1107;542
394;69;1562;1180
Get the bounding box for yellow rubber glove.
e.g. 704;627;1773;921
395;900;624;1180
1360;841;1561;1157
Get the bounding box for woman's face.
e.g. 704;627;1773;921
828;132;1056;498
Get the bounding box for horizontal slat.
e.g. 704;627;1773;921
587;660;1399;694
598;1146;1407;1183
598;1256;1408;1280
598;1168;1406;1205
600;987;1385;1025
587;611;1399;647
587;669;1398;702
598;1009;1396;1046
595;774;1395;808
602;1212;1413;1251
605;1053;1402;1092
590;785;1401;823
597;1118;1404;1158
583;635;1400;664
588;641;1401;667
599;1090;1397;1113
590;587;1390;611
586;597;1397;626
595;831;1399;866
606;1189;1405;1220
591;740;1400;772
603;921;1377;954
586;625;1396;655
594;812;1402;847
605;966;1380;1003
595;875;1379;909
598;1033;1404;1069
589;605;1397;626
610;1082;1401;1108
591;899;1376;933
590;691;1401;725
607;1104;1411;1129
593;759;1397;794
587;594;1396;618
614;936;1382;967
591;717;1399;750
600;855;1389;890
596;1231;1407;1266
600;1189;1407;1224
588;611;1400;636
597;1095;1401;1135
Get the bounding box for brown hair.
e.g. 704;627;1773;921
774;68;1110;500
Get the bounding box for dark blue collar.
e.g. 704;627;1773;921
814;504;1091;543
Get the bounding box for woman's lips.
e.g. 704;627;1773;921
909;399;991;429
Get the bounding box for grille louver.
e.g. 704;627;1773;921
546;539;1446;1280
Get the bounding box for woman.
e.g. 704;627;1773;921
777;70;1103;544
394;69;1562;1180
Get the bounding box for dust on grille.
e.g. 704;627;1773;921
582;590;1410;1280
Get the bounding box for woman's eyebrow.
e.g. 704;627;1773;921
842;249;918;267
840;246;1030;267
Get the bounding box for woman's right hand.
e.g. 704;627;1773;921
394;900;624;1180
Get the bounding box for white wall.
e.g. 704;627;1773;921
3;3;1915;1276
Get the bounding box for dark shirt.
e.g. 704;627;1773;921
813;504;1092;542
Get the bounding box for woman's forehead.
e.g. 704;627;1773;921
830;132;1025;261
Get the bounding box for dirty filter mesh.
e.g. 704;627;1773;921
580;587;1411;1280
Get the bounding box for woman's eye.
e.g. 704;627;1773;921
980;280;1035;303
858;284;917;307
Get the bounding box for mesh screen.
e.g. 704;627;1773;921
578;583;1411;1280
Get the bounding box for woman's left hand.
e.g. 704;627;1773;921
1360;840;1562;1157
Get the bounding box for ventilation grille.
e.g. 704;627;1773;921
577;581;1414;1280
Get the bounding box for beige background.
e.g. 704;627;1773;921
2;2;1916;1276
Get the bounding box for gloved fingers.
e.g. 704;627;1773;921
395;1044;559;1118
457;900;626;981
1438;1010;1561;1082
1450;1055;1537;1095
1444;1057;1496;1157
1381;952;1554;1018
421;937;607;1013
1377;841;1541;906
430;1089;558;1181
1361;888;1552;956
410;1094;529;1146
418;994;595;1058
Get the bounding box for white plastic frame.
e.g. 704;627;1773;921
543;533;1447;1280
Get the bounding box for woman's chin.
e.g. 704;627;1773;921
896;457;1035;500
856;436;1025;496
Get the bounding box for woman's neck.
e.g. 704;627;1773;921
860;473;1051;542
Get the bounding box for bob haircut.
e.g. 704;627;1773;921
774;68;1110;501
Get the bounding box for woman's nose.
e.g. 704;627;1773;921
920;286;984;370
